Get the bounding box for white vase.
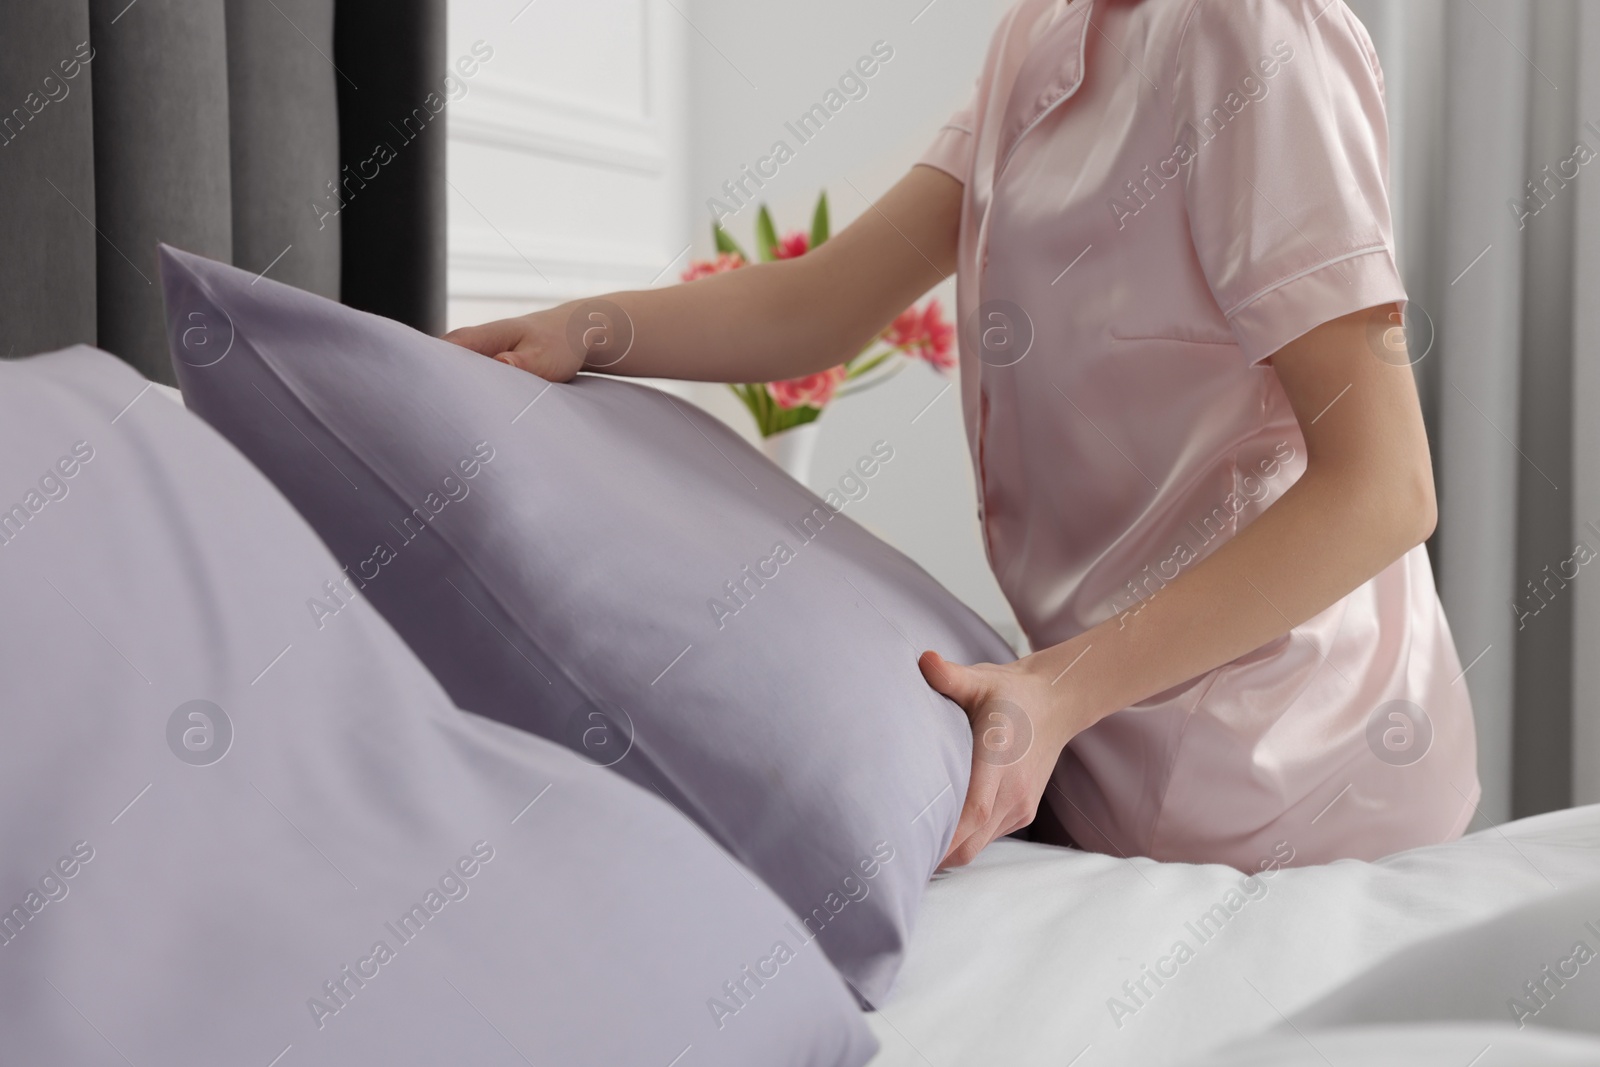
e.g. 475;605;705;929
761;421;821;484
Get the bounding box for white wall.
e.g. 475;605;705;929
445;0;691;326
446;0;1022;648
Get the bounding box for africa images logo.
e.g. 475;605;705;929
166;700;233;767
1365;699;1432;768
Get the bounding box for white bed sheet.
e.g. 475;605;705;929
867;805;1600;1066
1190;1023;1600;1066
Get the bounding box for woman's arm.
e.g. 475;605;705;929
443;165;963;382
921;303;1436;867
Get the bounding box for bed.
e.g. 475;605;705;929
867;805;1600;1065
11;257;1599;1065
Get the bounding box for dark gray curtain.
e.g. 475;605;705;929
0;0;443;384
0;3;98;363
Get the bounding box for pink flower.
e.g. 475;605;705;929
774;231;811;260
681;252;747;282
884;299;956;371
768;366;846;410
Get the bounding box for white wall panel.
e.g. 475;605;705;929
446;0;688;327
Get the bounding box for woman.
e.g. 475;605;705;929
446;0;1479;873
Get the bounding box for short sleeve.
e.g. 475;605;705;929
917;93;978;184
1171;0;1406;363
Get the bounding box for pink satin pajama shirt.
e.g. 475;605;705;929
918;0;1479;868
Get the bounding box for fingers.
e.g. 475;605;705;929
941;813;1004;868
924;652;1051;870
939;742;1046;868
443;317;580;382
943;797;1035;867
998;808;1036;839
492;348;539;374
919;650;984;711
442;319;525;359
925;651;1005;868
940;760;1003;869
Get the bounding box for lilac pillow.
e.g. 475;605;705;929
158;245;1012;1003
0;346;875;1066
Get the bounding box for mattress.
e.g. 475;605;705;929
867;805;1600;1065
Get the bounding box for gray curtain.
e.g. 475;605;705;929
1350;0;1600;822
0;0;339;384
0;0;444;384
0;2;100;364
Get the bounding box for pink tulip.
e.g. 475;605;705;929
681;252;747;282
769;366;846;410
885;299;956;371
774;231;811;260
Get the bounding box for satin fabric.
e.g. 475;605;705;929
919;0;1480;868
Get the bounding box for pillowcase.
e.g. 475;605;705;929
158;244;1013;1004
0;346;876;1066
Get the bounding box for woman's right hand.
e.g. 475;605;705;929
443;309;584;382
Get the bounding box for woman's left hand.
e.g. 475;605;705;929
917;648;1093;868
